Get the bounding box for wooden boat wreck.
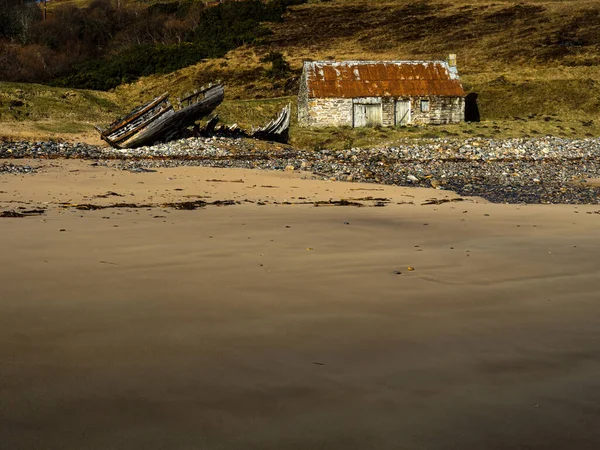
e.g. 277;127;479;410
198;104;291;143
251;103;291;144
96;83;224;149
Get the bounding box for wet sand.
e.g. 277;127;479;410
1;160;600;449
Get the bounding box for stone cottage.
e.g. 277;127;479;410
298;56;466;128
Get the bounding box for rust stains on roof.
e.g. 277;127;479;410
304;61;466;98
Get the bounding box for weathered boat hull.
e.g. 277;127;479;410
98;93;173;149
98;84;224;149
159;84;225;143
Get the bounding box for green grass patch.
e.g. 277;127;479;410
34;121;93;134
213;96;294;130
0;81;123;123
290;120;600;150
466;75;600;121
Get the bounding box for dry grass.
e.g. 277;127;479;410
270;0;600;68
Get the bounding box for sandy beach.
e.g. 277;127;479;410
1;159;600;449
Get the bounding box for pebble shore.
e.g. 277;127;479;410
0;162;37;175
2;136;600;204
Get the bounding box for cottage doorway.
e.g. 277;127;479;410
353;103;382;127
395;100;411;126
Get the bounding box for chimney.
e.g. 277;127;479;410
448;54;457;67
447;53;458;78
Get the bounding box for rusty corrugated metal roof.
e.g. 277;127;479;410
304;61;465;98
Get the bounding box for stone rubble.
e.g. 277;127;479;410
1;136;600;204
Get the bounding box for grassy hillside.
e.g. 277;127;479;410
271;0;600;121
1;0;599;146
116;0;600;120
108;0;600;146
0;81;123;142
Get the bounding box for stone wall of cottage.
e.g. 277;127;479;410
297;70;310;127
409;96;465;125
301;98;354;127
299;94;465;128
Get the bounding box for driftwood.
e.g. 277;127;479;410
97;83;224;149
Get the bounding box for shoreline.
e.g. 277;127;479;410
3;134;600;204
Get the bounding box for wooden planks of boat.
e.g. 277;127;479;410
251;103;291;144
96;93;173;149
160;84;225;143
96;84;224;149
